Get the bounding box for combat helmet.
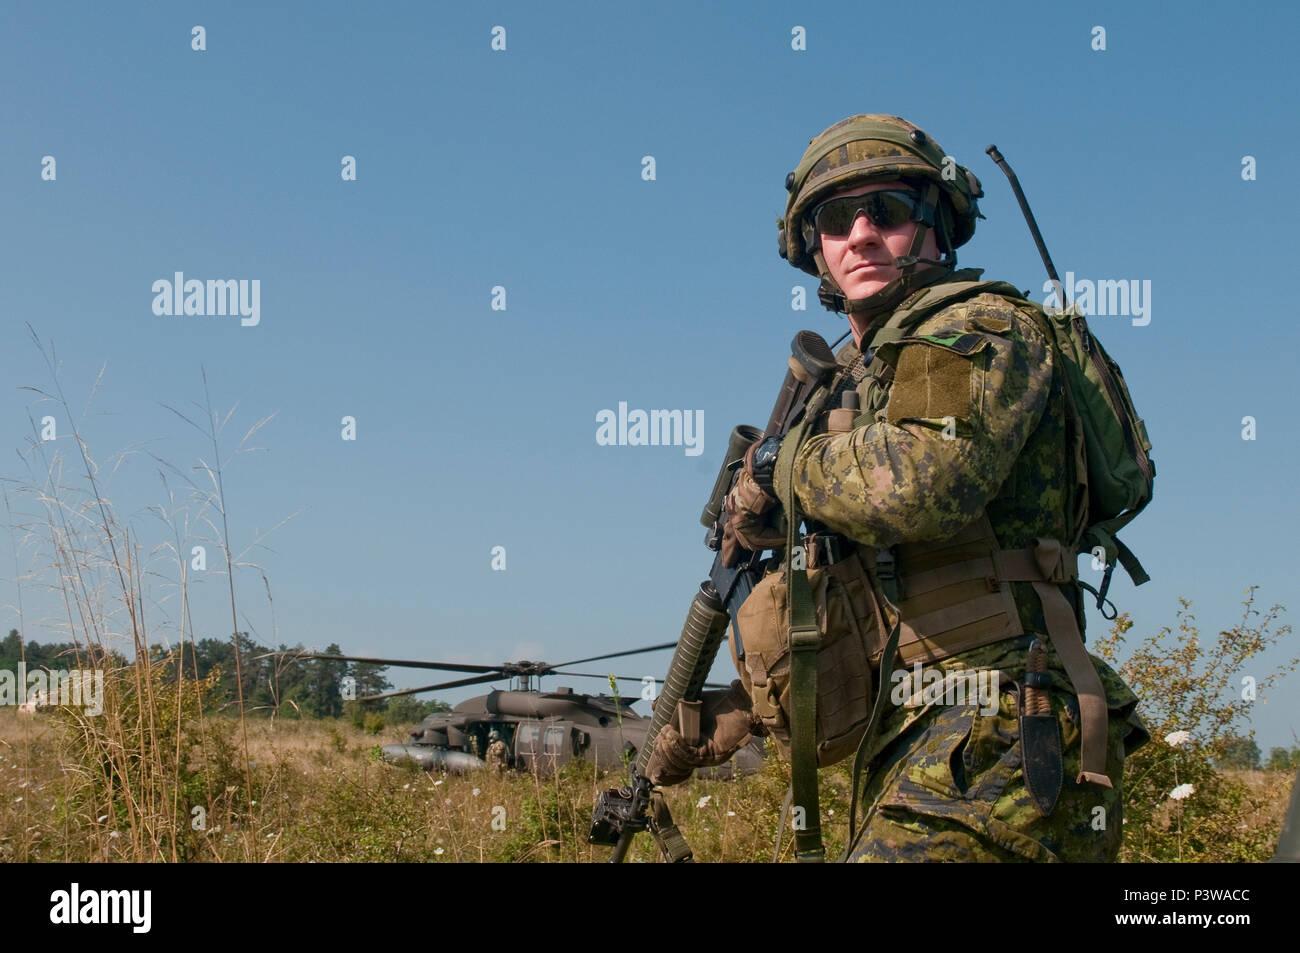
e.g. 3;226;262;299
778;114;984;317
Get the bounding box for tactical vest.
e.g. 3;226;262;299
738;277;1132;861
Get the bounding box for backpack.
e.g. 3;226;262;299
867;277;1156;603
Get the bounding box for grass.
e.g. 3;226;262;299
0;707;866;862
2;706;1293;862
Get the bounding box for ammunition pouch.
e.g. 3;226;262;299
733;512;1114;786
735;545;886;767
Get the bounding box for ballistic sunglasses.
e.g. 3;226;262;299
804;190;934;247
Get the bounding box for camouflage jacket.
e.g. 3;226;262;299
772;279;1144;754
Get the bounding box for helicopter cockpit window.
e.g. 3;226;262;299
543;726;566;756
516;724;540;750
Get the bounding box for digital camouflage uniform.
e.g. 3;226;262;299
774;284;1146;861
486;736;510;774
759;114;1148;862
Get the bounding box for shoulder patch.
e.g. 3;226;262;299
885;339;976;425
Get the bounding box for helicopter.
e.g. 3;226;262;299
286;642;765;778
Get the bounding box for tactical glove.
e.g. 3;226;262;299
720;439;787;567
645;680;761;786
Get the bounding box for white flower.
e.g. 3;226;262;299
472;787;481;797
697;795;712;809
433;779;444;786
726;811;736;817
434;847;444;856
1169;783;1195;800
1164;730;1191;747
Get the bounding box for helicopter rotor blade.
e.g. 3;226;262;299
553;641;679;669
257;651;502;675
359;671;509;702
548;671;734;691
548;671;660;684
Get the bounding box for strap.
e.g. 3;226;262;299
1084;520;1151;588
864;275;1015;354
648;791;695;863
778;383;835;863
1031;580;1112;787
1112;536;1150;588
842;590;903;859
994;538;1112;788
789;577;823;862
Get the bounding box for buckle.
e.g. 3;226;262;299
803;532;844;568
874;547;897;580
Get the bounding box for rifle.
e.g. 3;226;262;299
589;331;838;862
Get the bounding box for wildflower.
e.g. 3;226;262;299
1164;730;1191;747
726;811;736;817
697;795;712;809
472;787;481;797
1169;783;1195;800
434;847;444;856
433;779;444;786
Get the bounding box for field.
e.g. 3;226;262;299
1;705;1292;863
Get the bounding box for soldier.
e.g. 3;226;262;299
485;729;510;774
653;114;1149;862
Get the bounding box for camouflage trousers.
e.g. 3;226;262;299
847;683;1131;862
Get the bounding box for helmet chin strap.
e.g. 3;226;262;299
813;183;956;322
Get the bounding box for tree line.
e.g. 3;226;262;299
2;629;449;723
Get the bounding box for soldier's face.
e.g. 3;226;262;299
816;180;939;298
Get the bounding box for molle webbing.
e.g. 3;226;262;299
861;522;1113;788
888;515;1023;664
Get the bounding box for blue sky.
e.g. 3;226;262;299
2;1;1296;752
